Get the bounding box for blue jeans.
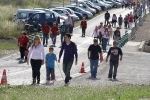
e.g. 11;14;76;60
63;59;74;83
102;38;108;51
46;67;54;81
43;34;49;45
67;25;73;34
61;34;65;44
90;59;99;77
51;35;57;45
105;19;109;25
108;61;119;78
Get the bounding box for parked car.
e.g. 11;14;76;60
89;0;107;11
71;0;96;15
14;9;44;23
51;8;79;21
105;0;121;8
26;12;57;27
84;0;102;13
54;7;83;20
99;0;113;8
66;6;93;19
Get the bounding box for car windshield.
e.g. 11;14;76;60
88;1;95;6
86;2;92;7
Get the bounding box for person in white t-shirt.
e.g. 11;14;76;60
92;26;100;43
102;28;110;52
99;25;107;45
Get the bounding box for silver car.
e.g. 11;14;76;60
51;8;79;21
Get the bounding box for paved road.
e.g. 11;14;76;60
0;8;133;85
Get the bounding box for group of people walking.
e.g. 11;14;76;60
17;7;133;86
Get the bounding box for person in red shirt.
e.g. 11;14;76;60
80;17;87;37
18;31;29;62
42;22;50;47
51;23;58;47
128;12;133;30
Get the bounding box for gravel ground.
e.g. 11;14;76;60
133;14;150;42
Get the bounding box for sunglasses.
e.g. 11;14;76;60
94;41;98;42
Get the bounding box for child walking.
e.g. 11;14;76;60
45;47;57;84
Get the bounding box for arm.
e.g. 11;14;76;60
73;43;78;65
58;43;64;63
99;52;103;62
119;48;123;61
41;45;45;65
106;48;111;62
88;51;90;59
27;46;32;65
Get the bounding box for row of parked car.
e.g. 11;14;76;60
14;0;123;31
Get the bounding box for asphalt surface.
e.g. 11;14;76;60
1;8;149;87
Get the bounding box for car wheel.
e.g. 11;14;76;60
114;4;117;8
83;14;88;19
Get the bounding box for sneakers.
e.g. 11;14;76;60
64;82;70;86
46;80;50;85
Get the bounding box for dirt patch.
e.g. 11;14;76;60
0;38;18;58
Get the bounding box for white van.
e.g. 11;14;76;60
14;9;44;23
71;0;96;15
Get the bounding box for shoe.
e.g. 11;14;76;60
93;76;96;78
46;80;50;85
37;79;40;84
50;80;54;84
64;82;69;86
31;80;36;85
113;77;116;80
69;77;72;80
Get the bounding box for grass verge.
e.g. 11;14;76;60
0;84;150;100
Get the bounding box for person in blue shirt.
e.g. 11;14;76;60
60;22;67;44
45;47;57;84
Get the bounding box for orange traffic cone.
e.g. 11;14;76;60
50;75;56;81
79;62;86;73
0;69;7;85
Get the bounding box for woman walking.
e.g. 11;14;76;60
27;35;45;85
118;15;123;29
112;14;117;28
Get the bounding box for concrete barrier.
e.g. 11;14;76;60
138;41;145;51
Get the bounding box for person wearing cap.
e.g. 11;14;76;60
113;27;121;44
88;39;103;78
42;22;50;47
106;41;123;80
18;31;29;63
60;22;67;44
58;34;78;86
65;15;74;35
50;22;58;47
80;17;87;37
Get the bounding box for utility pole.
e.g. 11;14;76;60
63;0;64;7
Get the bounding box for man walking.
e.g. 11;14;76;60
51;23;58;47
65;15;74;35
58;34;78;86
42;22;50;47
106;41;123;80
104;11;110;25
88;39;103;78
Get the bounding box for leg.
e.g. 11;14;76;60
113;62;119;79
35;60;42;84
45;34;48;46
46;67;50;81
93;59;99;77
51;36;54;45
102;38;105;50
63;59;73;84
83;28;86;36
90;60;94;77
53;36;56;46
82;28;84;36
108;61;114;78
60;34;63;44
43;34;46;46
20;46;25;60
50;68;55;80
70;27;73;35
30;59;36;83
